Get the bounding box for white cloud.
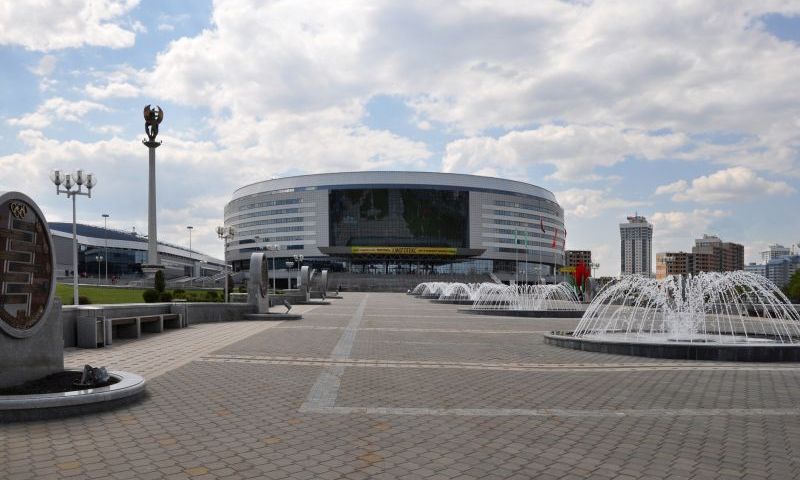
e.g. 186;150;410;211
654;180;688;196
556;188;648;219
651;209;731;242
0;0;140;51
29;55;58;76
442;124;687;180
655;167;795;203
7;98;109;129
84;65;142;99
94;1;800;179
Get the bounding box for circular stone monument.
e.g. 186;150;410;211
0;191;62;386
0;191;146;420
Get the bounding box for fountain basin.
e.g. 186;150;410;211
0;370;146;421
464;308;585;318
545;331;800;362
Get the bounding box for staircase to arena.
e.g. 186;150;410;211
327;272;494;292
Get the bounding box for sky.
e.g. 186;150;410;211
1;0;799;276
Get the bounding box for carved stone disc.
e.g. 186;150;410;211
0;193;55;338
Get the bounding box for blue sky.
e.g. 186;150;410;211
1;1;799;275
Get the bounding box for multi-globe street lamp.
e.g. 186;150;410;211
265;244;281;292
216;225;235;302
95;255;104;286
293;254;304;289
102;213;109;283
254;236;282;292
186;225;194;277
50;169;97;306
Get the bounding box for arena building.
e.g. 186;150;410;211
224;172;565;284
49;223;225;281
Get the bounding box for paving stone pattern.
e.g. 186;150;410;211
3;292;800;479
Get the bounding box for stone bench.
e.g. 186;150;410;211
77;313;184;348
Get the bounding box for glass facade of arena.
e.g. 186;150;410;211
329;188;469;248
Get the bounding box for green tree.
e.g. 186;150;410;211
154;270;165;293
785;270;800;303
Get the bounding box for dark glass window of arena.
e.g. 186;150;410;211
329;188;469;248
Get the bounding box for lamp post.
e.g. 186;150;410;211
95;255;103;286
187;225;193;276
591;262;600;278
102;213;109;284
51;169;97;305
285;261;295;289
293;254;304;289
216;225;235;302
267;244;281;292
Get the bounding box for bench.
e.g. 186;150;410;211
77;312;184;348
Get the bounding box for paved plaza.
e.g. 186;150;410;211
4;293;800;479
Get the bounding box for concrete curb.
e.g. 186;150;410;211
461;309;585;318
544;332;800;362
0;370;146;421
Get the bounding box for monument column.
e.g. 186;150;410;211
141;105;165;275
145;139;160;266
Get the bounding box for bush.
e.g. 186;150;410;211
154;270;166;293
159;292;173;302
238;285;246;293
172;289;186;299
205;290;219;301
142;289;159;303
78;295;91;305
786;270;800;303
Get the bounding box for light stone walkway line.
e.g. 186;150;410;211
201;354;800;372
299;405;800;418
64;321;284;379
273;325;555;334
300;295;369;410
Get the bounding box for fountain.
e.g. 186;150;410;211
469;282;584;317
545;272;800;361
410;282;450;299
433;282;486;304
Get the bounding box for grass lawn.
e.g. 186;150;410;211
56;283;224;305
56;284;148;305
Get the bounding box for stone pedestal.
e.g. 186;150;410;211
0;191;62;388
0;300;63;387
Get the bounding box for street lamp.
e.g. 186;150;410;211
591;262;600;278
285;261;294;289
95;255;104;286
293;254;304;289
102;213;109;284
266;243;281;292
216;225;235;302
187;225;194;277
253;236;279;291
51;169;97;306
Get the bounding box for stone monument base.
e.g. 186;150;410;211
0;299;64;388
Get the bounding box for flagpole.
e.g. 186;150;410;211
514;229;518;284
538;218;546;284
525;230;529;285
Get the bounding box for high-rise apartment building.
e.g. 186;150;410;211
691;234;744;272
620;215;652;276
565;250;592;268
655;234;744;279
762;244;791;262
